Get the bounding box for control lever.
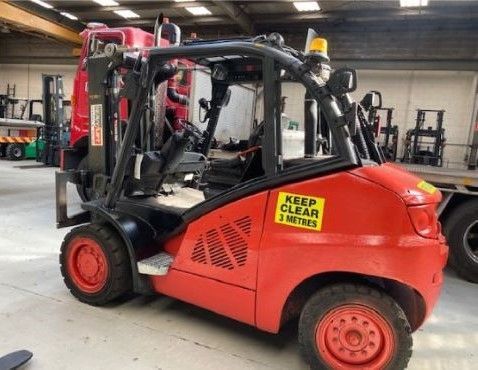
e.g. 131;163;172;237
199;98;211;123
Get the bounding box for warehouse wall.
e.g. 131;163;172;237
0;63;76;116
2;62;477;165
282;70;478;166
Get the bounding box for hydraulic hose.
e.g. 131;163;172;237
167;79;189;105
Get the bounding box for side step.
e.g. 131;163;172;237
137;252;173;276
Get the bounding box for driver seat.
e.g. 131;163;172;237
130;131;192;195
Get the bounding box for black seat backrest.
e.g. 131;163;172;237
159;132;191;174
129;132;191;195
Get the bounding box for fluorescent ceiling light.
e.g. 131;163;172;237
93;0;119;6
30;0;54;9
60;12;78;20
114;9;140;19
175;0;194;2
186;6;211;16
293;1;320;12
400;0;428;7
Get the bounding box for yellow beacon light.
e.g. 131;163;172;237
307;37;329;61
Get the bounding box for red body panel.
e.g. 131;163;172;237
150;269;256;325
150;164;448;333
152;192;269;324
256;167;446;332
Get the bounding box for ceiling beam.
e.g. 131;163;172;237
0;1;82;45
59;1;211;14
211;1;254;34
103;16;231;28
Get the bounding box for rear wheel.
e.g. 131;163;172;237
299;283;412;370
59;224;132;305
444;199;478;283
6;143;25;160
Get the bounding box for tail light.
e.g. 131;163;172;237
407;204;439;239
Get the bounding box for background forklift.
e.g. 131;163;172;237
55;26;447;370
35;74;71;166
402;109;446;166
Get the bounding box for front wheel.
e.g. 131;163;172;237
299;283;412;370
60;224;132;306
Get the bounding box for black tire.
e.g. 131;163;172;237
6;143;25;161
298;283;412;370
76;157;94;202
443;199;478;283
59;223;132;306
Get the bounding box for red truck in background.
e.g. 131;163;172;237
66;21;192;200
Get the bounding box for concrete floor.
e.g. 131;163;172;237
0;159;477;370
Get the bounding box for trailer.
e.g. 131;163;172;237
0;118;44;160
401;163;478;283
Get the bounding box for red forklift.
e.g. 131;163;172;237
55;27;448;369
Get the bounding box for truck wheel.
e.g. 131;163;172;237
6;143;25;160
59;224;132;306
443;200;478;283
76;157;94;202
298;283;412;370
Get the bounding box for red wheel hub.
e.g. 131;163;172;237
316;304;395;369
66;237;108;294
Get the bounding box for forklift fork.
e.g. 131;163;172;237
56;170;90;228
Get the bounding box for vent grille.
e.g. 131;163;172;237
191;216;252;269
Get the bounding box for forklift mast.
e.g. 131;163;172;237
38;74;68;166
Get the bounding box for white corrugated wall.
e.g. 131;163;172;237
281;70;478;165
1;63;477;164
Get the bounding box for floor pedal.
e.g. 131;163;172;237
137;252;173;276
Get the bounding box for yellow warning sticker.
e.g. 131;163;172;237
417;180;437;194
274;192;325;231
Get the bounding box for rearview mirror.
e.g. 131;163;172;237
361;90;382;110
327;68;357;96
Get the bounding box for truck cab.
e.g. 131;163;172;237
65;22;192;201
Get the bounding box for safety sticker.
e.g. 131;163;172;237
417;180;436;195
90;104;103;147
275;192;325;231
